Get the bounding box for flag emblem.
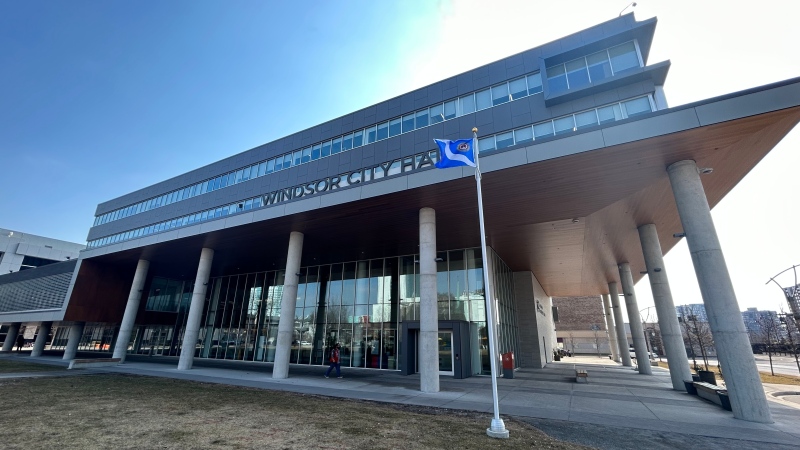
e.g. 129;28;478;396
434;139;477;169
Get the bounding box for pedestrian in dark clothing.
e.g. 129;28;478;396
16;334;24;352
325;343;342;378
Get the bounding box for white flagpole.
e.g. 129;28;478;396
472;127;509;439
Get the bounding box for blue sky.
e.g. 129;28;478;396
2;1;799;316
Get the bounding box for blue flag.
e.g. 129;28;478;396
434;139;477;169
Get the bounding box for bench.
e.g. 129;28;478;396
693;381;724;406
68;358;121;370
575;369;588;383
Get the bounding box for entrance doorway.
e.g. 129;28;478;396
438;331;454;375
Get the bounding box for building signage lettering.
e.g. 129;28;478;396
261;149;439;206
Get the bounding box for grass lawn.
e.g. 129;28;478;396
759;372;800;386
0;359;65;373
0;373;589;449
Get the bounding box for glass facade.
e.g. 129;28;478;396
547;40;642;95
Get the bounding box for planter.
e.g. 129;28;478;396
698;370;717;385
553;354;561;361
691;374;701;382
684;380;698;395
718;390;732;411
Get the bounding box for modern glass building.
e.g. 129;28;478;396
3;12;800;423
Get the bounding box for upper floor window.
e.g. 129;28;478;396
547;41;642;95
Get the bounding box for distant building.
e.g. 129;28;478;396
675;304;708;322
742;307;785;343
0;228;83;275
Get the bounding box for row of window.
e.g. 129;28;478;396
547;41;641;95
87;94;654;250
93;71;545;227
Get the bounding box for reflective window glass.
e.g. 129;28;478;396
491;83;510;105
302;147;311;163
331;138;341;155
227;172;236;186
514;126;533;144
258;162;266;177
415;109;428;128
235;170;244;183
609;41;639;73
377;122;389;140
459;94;475;115
444;100;456;120
353;130;363;147
566;58;590;90
475;89;491;110
622;97;652;117
429;104;444;124
244;199;253;210
509;78;527;100
219;175;228;189
293;150;302;166
587;50;612;82
200;182;208;194
241;167;250;182
342;133;353;151
266;159;275;173
554;116;575;135
496;131;514;149
365;126;377;144
547;65;568;94
315;143;324;159
533;121;554;138
389;118;401;136
283;154;292;168
402;114;415;132
478;136;496;152
250;164;258;179
575;110;598;129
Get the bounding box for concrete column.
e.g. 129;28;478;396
419;207;439;393
272;232;304;379
638;224;692;390
30;322;53;357
2;322;21;352
609;282;632;367
618;263;652;375
602;295;620;362
113;259;150;362
177;248;215;371
62;322;85;360
668;159;772;423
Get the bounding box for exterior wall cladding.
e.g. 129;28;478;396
552;296;608;332
87;14;658;242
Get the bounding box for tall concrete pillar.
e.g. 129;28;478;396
668;159;772;423
618;263;652;375
178;248;215;371
638;224;692;390
419;207;439;393
602;295;620;362
62;322;85;360
113;259;150;362
30;322;53;357
609;282;632;367
2;322;21;352
272;232;304;379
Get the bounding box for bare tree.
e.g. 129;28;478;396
754;313;782;376
779;308;800;375
680;314;714;371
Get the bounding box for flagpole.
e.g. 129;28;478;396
472;127;509;439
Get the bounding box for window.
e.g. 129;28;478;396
509;78;527;100
313;144;323;159
533;121;554;139
342;133;353;151
475;89;491;110
444;100;456;120
330;138;341;155
478;136;496;152
495;131;514;149
547;65;568;94
293;150;302;166
415;109;429;128
283;154;292;169
301;147;311;163
353;130;364;147
429;104;444;124
587;50;612;82
365;126;377;144
266;159;275;173
609;42;639;74
554;116;575;135
402;113;415;132
622;97;652;117
389;118;402;136
258;162;266;177
459;94;475;115
320;141;330;158
491;83;510;106
565;58;590;90
575;110;598;130
377;121;389;140
514;126;533;144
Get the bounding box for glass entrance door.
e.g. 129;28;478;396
438;331;454;376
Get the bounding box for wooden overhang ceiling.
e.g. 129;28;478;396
81;105;800;299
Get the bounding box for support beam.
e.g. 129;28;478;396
178;248;214;371
419;207;439;393
618;263;652;375
668;159;772;423
62;322;85;360
273;232;304;379
638;223;692;390
30;322;52;357
113;259;149;362
609;282;632;367
602;294;620;362
2;322;21;352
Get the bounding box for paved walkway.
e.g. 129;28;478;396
4;353;800;448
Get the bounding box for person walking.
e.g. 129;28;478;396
325;343;342;378
16;333;25;352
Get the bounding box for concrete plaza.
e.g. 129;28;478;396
3;353;799;448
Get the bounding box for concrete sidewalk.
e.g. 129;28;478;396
5;353;800;448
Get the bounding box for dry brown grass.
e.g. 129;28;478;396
0;359;65;373
0;373;591;450
760;372;800;386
